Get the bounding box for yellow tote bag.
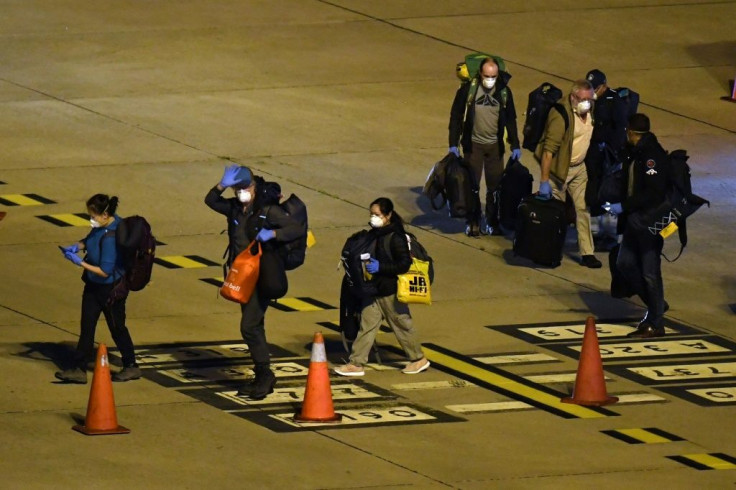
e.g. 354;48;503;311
396;258;431;305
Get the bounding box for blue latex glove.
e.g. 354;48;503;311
365;258;379;274
64;251;83;266
449;146;460;157
62;243;79;254
511;148;522;161
538;180;552;199
219;164;243;188
607;202;623;216
256;228;276;242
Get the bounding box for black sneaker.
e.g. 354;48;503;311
580;255;602;268
626;322;665;339
112;365;142;382
484;224;503;236
55;368;87;384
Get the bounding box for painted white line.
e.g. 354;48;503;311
571;339;731;359
474;353;558;364
446;392;665;413
157;362;308;383
391;380;478;391
519;324;677;341
216;383;383;406
685;386;736;403
135;343;250;364
523;373;611;384
628;362;736;382
272;405;436;427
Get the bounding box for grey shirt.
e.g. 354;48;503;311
471;86;500;145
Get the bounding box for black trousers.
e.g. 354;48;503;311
617;229;665;328
239;288;272;367
75;281;136;368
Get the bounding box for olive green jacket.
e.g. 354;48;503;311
534;97;584;182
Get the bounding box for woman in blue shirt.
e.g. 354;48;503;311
55;194;140;384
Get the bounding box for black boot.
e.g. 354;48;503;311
238;365;276;400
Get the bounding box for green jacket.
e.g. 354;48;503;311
535;97;580;182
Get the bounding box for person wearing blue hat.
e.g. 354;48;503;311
205;165;303;399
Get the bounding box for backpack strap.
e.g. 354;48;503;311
552;103;569;132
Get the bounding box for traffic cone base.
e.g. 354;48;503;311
560;316;618;407
721;79;736;102
293;332;342;424
72;344;130;436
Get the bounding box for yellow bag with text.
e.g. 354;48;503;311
396;258;432;305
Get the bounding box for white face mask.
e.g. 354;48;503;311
369;214;384;228
237;189;252;203
576;100;592;114
482;77;496;89
90;218;102;228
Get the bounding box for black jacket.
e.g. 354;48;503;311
368;221;412;298
204;182;302;265
590;87;628;153
448;70;520;156
619;132;670;233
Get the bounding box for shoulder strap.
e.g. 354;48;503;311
552;103;569;131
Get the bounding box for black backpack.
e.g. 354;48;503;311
276;194;308;270
522;82;566;151
422;152;454;210
445;155;480;219
104;216;156;305
493;156;533;230
628;149;709;261
340;230;379;299
614;87;640;119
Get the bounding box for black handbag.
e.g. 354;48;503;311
257;249;288;300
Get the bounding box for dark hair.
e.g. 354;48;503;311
86;194;119;216
370;197;403;224
628;113;650;133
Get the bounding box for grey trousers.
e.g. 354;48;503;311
349;294;425;366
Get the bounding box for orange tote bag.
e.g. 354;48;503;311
220;241;261;303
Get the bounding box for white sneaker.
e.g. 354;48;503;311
334;363;365;376
402;358;430;374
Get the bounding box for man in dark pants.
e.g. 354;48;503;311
205;165;302;399
584;69;628;220
448;56;521;236
606;114;670;338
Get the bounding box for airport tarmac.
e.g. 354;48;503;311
1;1;735;488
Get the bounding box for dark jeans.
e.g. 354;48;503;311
75;281;136;368
617;229;665;328
239;288;272;367
467;141;503;226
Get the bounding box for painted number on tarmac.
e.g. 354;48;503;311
519;324;674;341
134;344;250;364
686;387;736;404
570;340;731;359
218;383;385;406
272;405;435;428
628;362;736;382
157;362;308;383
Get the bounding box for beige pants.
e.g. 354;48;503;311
550;163;594;257
349;294;424;367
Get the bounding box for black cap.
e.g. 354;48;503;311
628;113;650;133
586;69;606;89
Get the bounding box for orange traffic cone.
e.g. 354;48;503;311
561;317;618;407
293;332;342;423
73;344;130;435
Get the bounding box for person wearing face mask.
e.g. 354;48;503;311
537;80;602;268
55;194;141;384
205;165;303;399
583;69;628;230
334;197;430;377
448;56;522;237
606;114;671;338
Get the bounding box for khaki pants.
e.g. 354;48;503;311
349;294;425;366
550;163;594;256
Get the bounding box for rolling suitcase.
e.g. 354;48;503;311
513;195;566;267
495;157;533;230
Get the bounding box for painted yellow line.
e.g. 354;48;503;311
50;213;90;226
158;256;211;268
681;453;736;470
423;345;608;418
276;297;323;311
617;428;672;444
0;194;43;206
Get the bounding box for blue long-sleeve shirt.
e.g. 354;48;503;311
82;215;123;284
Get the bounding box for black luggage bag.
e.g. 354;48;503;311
495;157;533;230
513;195;567;267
